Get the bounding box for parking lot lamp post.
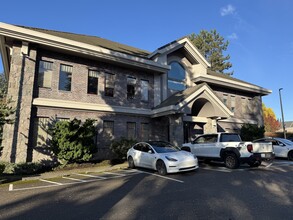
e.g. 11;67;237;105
279;88;286;139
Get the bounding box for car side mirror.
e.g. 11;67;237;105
148;150;153;154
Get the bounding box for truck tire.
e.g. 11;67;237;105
224;153;240;169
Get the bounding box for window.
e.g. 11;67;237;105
127;122;136;139
231;96;235;112
127;76;136;99
223;94;228;106
141;79;149;102
141;123;149;141
88;70;99;95
59;64;72;91
241;97;246;114
168;61;186;91
38;61;52;88
105;73;115;97
103;120;114;137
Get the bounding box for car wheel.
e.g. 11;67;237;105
156;160;167;175
128;156;135;169
224;153;240;169
288;151;293;161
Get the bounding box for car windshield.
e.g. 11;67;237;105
276;138;293;145
149;141;180;153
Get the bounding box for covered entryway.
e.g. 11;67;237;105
152;83;233;145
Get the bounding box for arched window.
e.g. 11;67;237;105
168;61;186;91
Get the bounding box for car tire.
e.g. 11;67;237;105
128;156;135;169
156;160;167;175
224;153;240;169
288;151;293;161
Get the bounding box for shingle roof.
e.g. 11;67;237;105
207;69;259;87
154;83;207;109
18;25;151;58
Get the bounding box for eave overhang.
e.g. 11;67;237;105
152;84;233;118
0;22;169;76
193;75;272;96
148;38;211;68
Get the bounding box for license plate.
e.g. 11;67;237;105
261;153;269;158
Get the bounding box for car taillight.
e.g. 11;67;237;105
247;144;253;153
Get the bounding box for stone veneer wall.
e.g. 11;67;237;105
1;44;37;163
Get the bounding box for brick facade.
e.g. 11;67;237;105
0;24;270;163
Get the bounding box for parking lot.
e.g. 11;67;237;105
4;159;293;192
0;159;292;220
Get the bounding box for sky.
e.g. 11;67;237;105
0;0;292;121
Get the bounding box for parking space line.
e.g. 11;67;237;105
137;170;184;183
103;171;126;177
201;167;231;173
74;173;107;179
40;179;63;185
62;176;86;182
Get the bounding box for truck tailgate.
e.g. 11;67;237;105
252;142;273;153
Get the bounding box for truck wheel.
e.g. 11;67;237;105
224;153;240;169
288;151;293;161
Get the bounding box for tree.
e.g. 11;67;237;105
262;103;280;132
0;73;15;150
51;118;97;164
189;30;233;75
240;124;265;141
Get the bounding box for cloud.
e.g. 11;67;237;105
227;33;238;40
220;4;236;16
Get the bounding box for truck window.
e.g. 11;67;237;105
220;134;241;142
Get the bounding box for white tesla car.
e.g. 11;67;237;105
254;137;293;160
127;141;199;175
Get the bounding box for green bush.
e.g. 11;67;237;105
0;162;45;175
51;118;96;164
240;124;265;141
110;137;137;160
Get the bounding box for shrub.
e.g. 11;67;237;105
51;118;96;164
240;124;265;141
110;137;137;160
0;162;45;175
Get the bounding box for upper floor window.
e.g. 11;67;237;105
231;96;235;112
141;79;149;102
38;61;53;88
223;94;228;106
88;70;99;95
168;61;186;91
105;73;115;97
241;97;246;114
127;76;136;99
59;64;72;91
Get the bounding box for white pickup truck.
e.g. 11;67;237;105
182;133;274;169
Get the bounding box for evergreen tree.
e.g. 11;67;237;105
189;30;233;75
0;73;15;149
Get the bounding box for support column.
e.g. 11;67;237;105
168;114;184;147
1;42;37;163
